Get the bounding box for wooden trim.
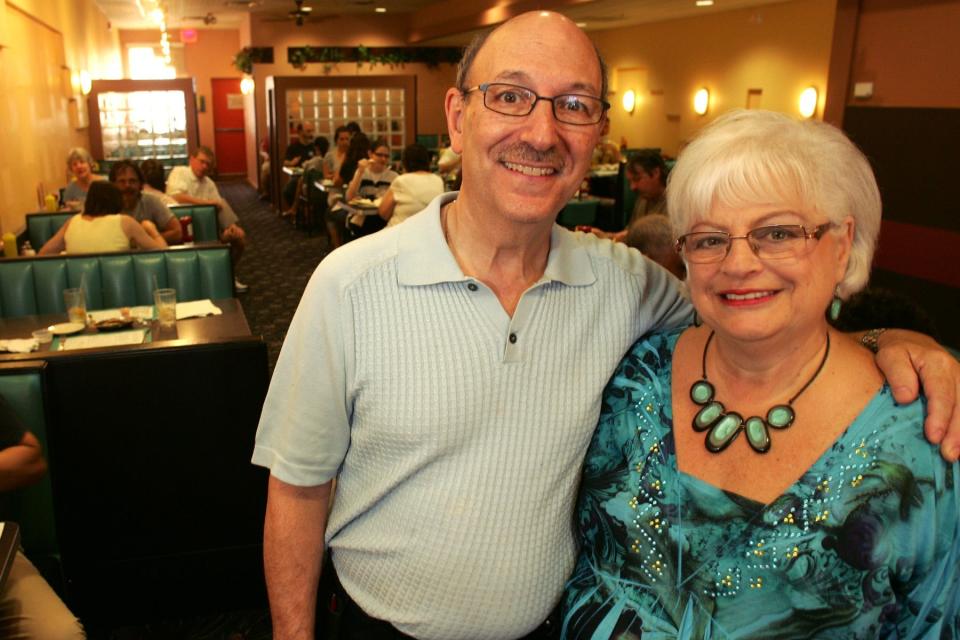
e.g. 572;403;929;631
265;75;418;211
87;78;200;162
823;0;861;128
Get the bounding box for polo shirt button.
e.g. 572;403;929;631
467;283;478;291
509;333;517;344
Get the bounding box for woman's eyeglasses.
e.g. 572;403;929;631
675;223;835;264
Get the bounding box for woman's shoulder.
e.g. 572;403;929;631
618;326;687;372
849;384;930;458
602;326;688;415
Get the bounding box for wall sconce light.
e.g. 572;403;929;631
693;87;709;115
240;76;255;96
622;89;636;114
79;70;93;96
798;86;818;118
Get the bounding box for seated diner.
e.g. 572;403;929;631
39;181;167;255
61;148;106;210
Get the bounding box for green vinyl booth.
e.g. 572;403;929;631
0;244;233;318
557;200;599;229
168;204;220;243
26;205;219;249
0;361;61;584
25;212;74;251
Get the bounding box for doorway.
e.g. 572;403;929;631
211;78;247;176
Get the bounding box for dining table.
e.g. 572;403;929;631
0;298;250;362
0;297;270;623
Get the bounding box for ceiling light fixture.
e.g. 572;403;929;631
375;7;387;12
696;0;714;6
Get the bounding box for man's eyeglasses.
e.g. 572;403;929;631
675;223;835;264
461;82;609;126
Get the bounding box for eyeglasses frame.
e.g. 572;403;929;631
675;222;836;264
461;82;611;126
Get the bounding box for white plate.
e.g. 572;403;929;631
48;322;85;336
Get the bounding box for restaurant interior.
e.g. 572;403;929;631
0;0;956;636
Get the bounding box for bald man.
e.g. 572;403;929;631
253;12;960;640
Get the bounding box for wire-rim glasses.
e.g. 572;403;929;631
675;222;835;264
461;82;610;126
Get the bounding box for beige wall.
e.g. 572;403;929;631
593;0;836;157
0;0;120;236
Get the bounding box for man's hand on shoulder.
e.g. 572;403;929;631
874;328;960;461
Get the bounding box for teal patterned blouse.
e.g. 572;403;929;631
563;328;960;639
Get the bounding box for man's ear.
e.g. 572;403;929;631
444;88;466;154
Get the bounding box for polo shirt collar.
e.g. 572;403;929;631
396;192;596;288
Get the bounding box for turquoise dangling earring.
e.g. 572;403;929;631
829;286;842;322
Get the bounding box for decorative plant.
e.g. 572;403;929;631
286;45;461;72
232;47;275;74
233;48;253;74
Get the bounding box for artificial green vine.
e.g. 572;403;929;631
232;47;274;74
286;45;460;72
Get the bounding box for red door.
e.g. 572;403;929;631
211;78;247;175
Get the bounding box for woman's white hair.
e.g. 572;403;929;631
666;109;881;298
66;147;94;168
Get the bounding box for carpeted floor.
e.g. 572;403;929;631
221;180;332;372
99;181;328;639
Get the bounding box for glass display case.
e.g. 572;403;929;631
87;79;199;167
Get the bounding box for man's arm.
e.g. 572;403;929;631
872;329;960;461
378;189;396;221
161;216;183;244
0;431;47;492
264;476;332;640
123;217;167;250
170;192;222;209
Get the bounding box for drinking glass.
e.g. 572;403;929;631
63;288;87;325
154;288;177;328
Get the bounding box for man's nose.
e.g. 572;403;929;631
521;99;561;149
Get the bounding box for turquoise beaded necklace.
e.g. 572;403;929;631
690;331;831;454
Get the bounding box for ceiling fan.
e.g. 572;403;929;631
261;0;337;27
182;12;218;25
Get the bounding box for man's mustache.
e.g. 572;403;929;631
496;143;564;170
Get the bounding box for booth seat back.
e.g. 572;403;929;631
0;245;233;318
0;362;59;568
170;205;219;243
27;205;220;247
26;212;75;250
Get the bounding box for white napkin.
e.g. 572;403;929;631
176;300;222;320
0;339;38;353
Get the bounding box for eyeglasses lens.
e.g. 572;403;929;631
482;83;604;125
680;225;813;263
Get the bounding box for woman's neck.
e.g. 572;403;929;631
707;325;831;402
